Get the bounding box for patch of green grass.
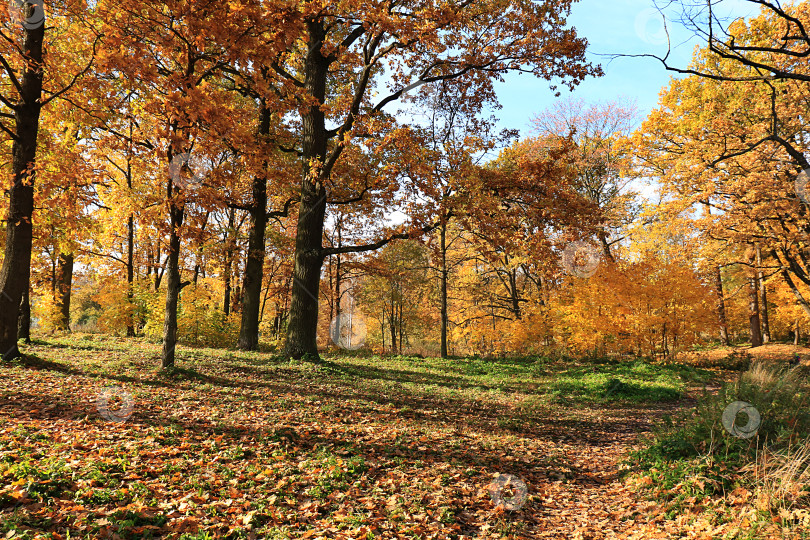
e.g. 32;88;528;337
547;360;709;403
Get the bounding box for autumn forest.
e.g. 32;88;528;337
1;1;809;539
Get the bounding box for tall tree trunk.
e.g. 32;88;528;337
439;219;449;358
389;291;397;354
0;20;44;360
795;318;800;346
334;254;342;320
125;125;136;337
126;214;136;337
223;207;235;316
238;103;271;350
17;288;30;344
334;218;343;324
714;265;730;345
509;268;521;319
161;176;185;368
154;244;163;291
54;252;73;332
756;245;770;344
284;20;329;359
748;252;763;347
192;211;210;285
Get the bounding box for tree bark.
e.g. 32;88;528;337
223;207;235;315
54;252;73;332
126;214;136;337
795;318;800;346
17;288;30;343
237;103;271;350
0;20;44;360
714;265;730;346
161;173;185;369
597;230;615;263
284;20;329;360
748;254;763;348
756;245;770;344
125;130;136;337
389;289;397;354
439;219;449;358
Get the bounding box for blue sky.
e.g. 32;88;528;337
494;0;760;135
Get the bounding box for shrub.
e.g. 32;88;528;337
632;363;810;466
626;362;810;534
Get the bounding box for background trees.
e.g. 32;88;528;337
6;1;810;363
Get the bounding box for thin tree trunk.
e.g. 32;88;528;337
440;219;449;358
389;291;397;354
748;251;763;347
223;207;235;315
126;214;136;337
0;20;45;360
334;218;343;324
756;245;770;344
17;288;30;344
284;21;329;359
509;268;521;319
125;120;136;337
154;245;163;291
778;260;810;319
714;265;730;345
795;317;800;346
54;253;74;332
192;211;210;285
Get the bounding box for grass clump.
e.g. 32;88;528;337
626;362;810;536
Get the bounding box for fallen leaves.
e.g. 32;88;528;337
0;338;713;538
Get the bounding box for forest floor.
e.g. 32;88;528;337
0;336;803;539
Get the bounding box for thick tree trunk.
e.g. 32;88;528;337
714;265;730;345
161;184;185;368
17;288;30;343
54;253;74;332
756;245;770;344
440;220;449;358
284;21;329;360
0;21;44;360
237;104;271;351
748;255;763;347
236;186;268;349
